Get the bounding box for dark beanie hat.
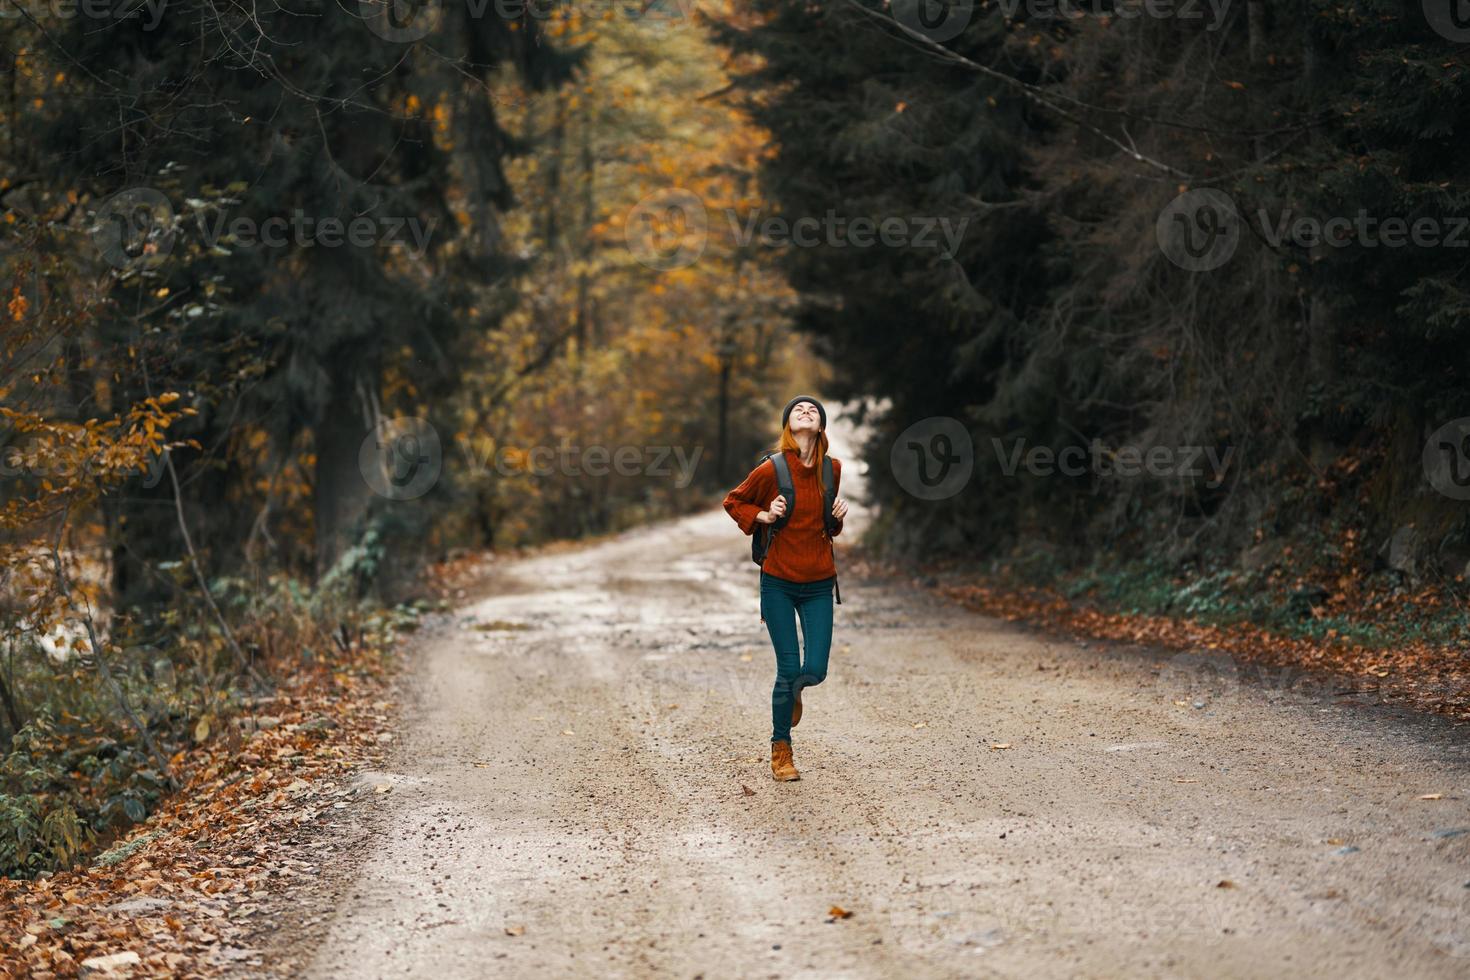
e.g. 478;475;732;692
781;395;826;431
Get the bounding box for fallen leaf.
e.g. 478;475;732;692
828;905;853;919
560;729;575;736
1216;880;1235;889
741;784;755;797
80;951;142;973
912;722;927;729
504;924;526;936
990;743;1012;750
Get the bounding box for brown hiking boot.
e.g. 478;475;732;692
791;688;803;728
771;739;800;781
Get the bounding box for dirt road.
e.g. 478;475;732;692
267;424;1470;979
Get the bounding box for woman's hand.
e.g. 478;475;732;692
757;494;788;524
832;497;848;521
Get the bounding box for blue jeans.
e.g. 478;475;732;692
760;570;835;744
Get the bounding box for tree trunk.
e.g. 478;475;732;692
0;662;23;740
313;369;377;581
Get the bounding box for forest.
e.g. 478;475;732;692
1;0;1468;971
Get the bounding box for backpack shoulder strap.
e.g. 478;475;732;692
824;455;842;605
768;451;794;529
822;456;839;536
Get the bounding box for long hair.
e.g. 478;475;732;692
768;423;830;499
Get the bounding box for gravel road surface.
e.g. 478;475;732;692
271;418;1470;979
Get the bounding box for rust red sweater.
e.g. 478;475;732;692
723;450;843;582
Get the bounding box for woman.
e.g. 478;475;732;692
722;395;849;782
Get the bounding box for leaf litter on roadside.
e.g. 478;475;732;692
0;667;399;978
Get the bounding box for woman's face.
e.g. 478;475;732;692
788;400;821;433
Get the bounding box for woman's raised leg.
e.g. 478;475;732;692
792;579;834;704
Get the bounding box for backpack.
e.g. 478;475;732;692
750;450;843;608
